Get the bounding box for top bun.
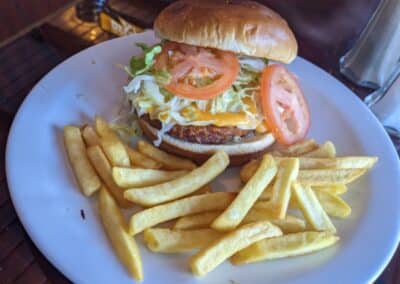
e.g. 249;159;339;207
154;0;298;63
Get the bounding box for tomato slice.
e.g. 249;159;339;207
154;41;239;100
260;64;310;145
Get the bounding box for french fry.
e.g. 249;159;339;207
100;137;130;167
98;187;143;281
189;221;282;276
314;190;351;218
94;116;130;167
292;182;336;233
190;184;212;196
124;151;229;206
314;185;348;195
231;231;339;265
112;167;188;188
258;185;274;201
64;126;101;196
143;228;223;253
298;168;366;186
252;201;280;213
278;139;318;156
254;200;308;232
125;146;162;169
94;116;131;167
87;145;132;207
95;116;118;139
240;159;259;183
244;209;306;233
265;158;300;219
128;192;236;235
82;125;101;147
174;209;305;234
301;141;336;158
137;140;196;170
276;156;378;170
174;211;221;230
241;156;375;184
211;155;277;231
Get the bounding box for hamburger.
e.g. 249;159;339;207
123;0;310;165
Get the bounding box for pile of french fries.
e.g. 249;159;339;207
63;117;377;281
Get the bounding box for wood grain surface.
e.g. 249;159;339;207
0;1;399;283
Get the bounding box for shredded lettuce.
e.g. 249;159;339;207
110;103;142;142
128;43;162;76
239;57;268;72
123;74;155;93
154;69;171;86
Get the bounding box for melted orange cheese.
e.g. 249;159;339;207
195;110;250;127
181;107;249;126
255;121;269;133
178;97;267;129
243;97;257;114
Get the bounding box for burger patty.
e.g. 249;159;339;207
140;115;254;144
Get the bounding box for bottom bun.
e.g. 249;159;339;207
138;118;275;166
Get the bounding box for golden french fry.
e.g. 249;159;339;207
94;116;131;167
95;116;118;139
124;151;229;206
258;185;274;201
314;190;351;218
190;184;212;196
125;146;162;169
242;158;369;186
174;208;305;234
87;145;132;207
266;158;300;219
95;116;153;168
189;221;282;276
112;167;188;188
292;182;336;233
240;159;259;183
276;156;378;170
301;141;336;158
174;211;221;230
231;231;339;265
288;193;300;209
82;125;101;147
298;168;366;186
278;139;318;156
242;155;373;186
64;126;101;196
128;192;236;235
313;185;348;195
212;155;277;231
137;140;196;170
143;228;223;253
98;187;143;281
100;137;130;167
244;209;306;234
252;201;279;213
269;150;284;157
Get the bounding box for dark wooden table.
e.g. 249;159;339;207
0;1;399;283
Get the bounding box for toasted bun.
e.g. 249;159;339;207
138;118;275;166
154;0;297;63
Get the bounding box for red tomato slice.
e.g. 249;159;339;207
154;41;239;100
260;64;310;145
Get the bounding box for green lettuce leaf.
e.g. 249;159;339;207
129;43;162;76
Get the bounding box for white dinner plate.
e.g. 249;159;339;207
6;31;400;284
